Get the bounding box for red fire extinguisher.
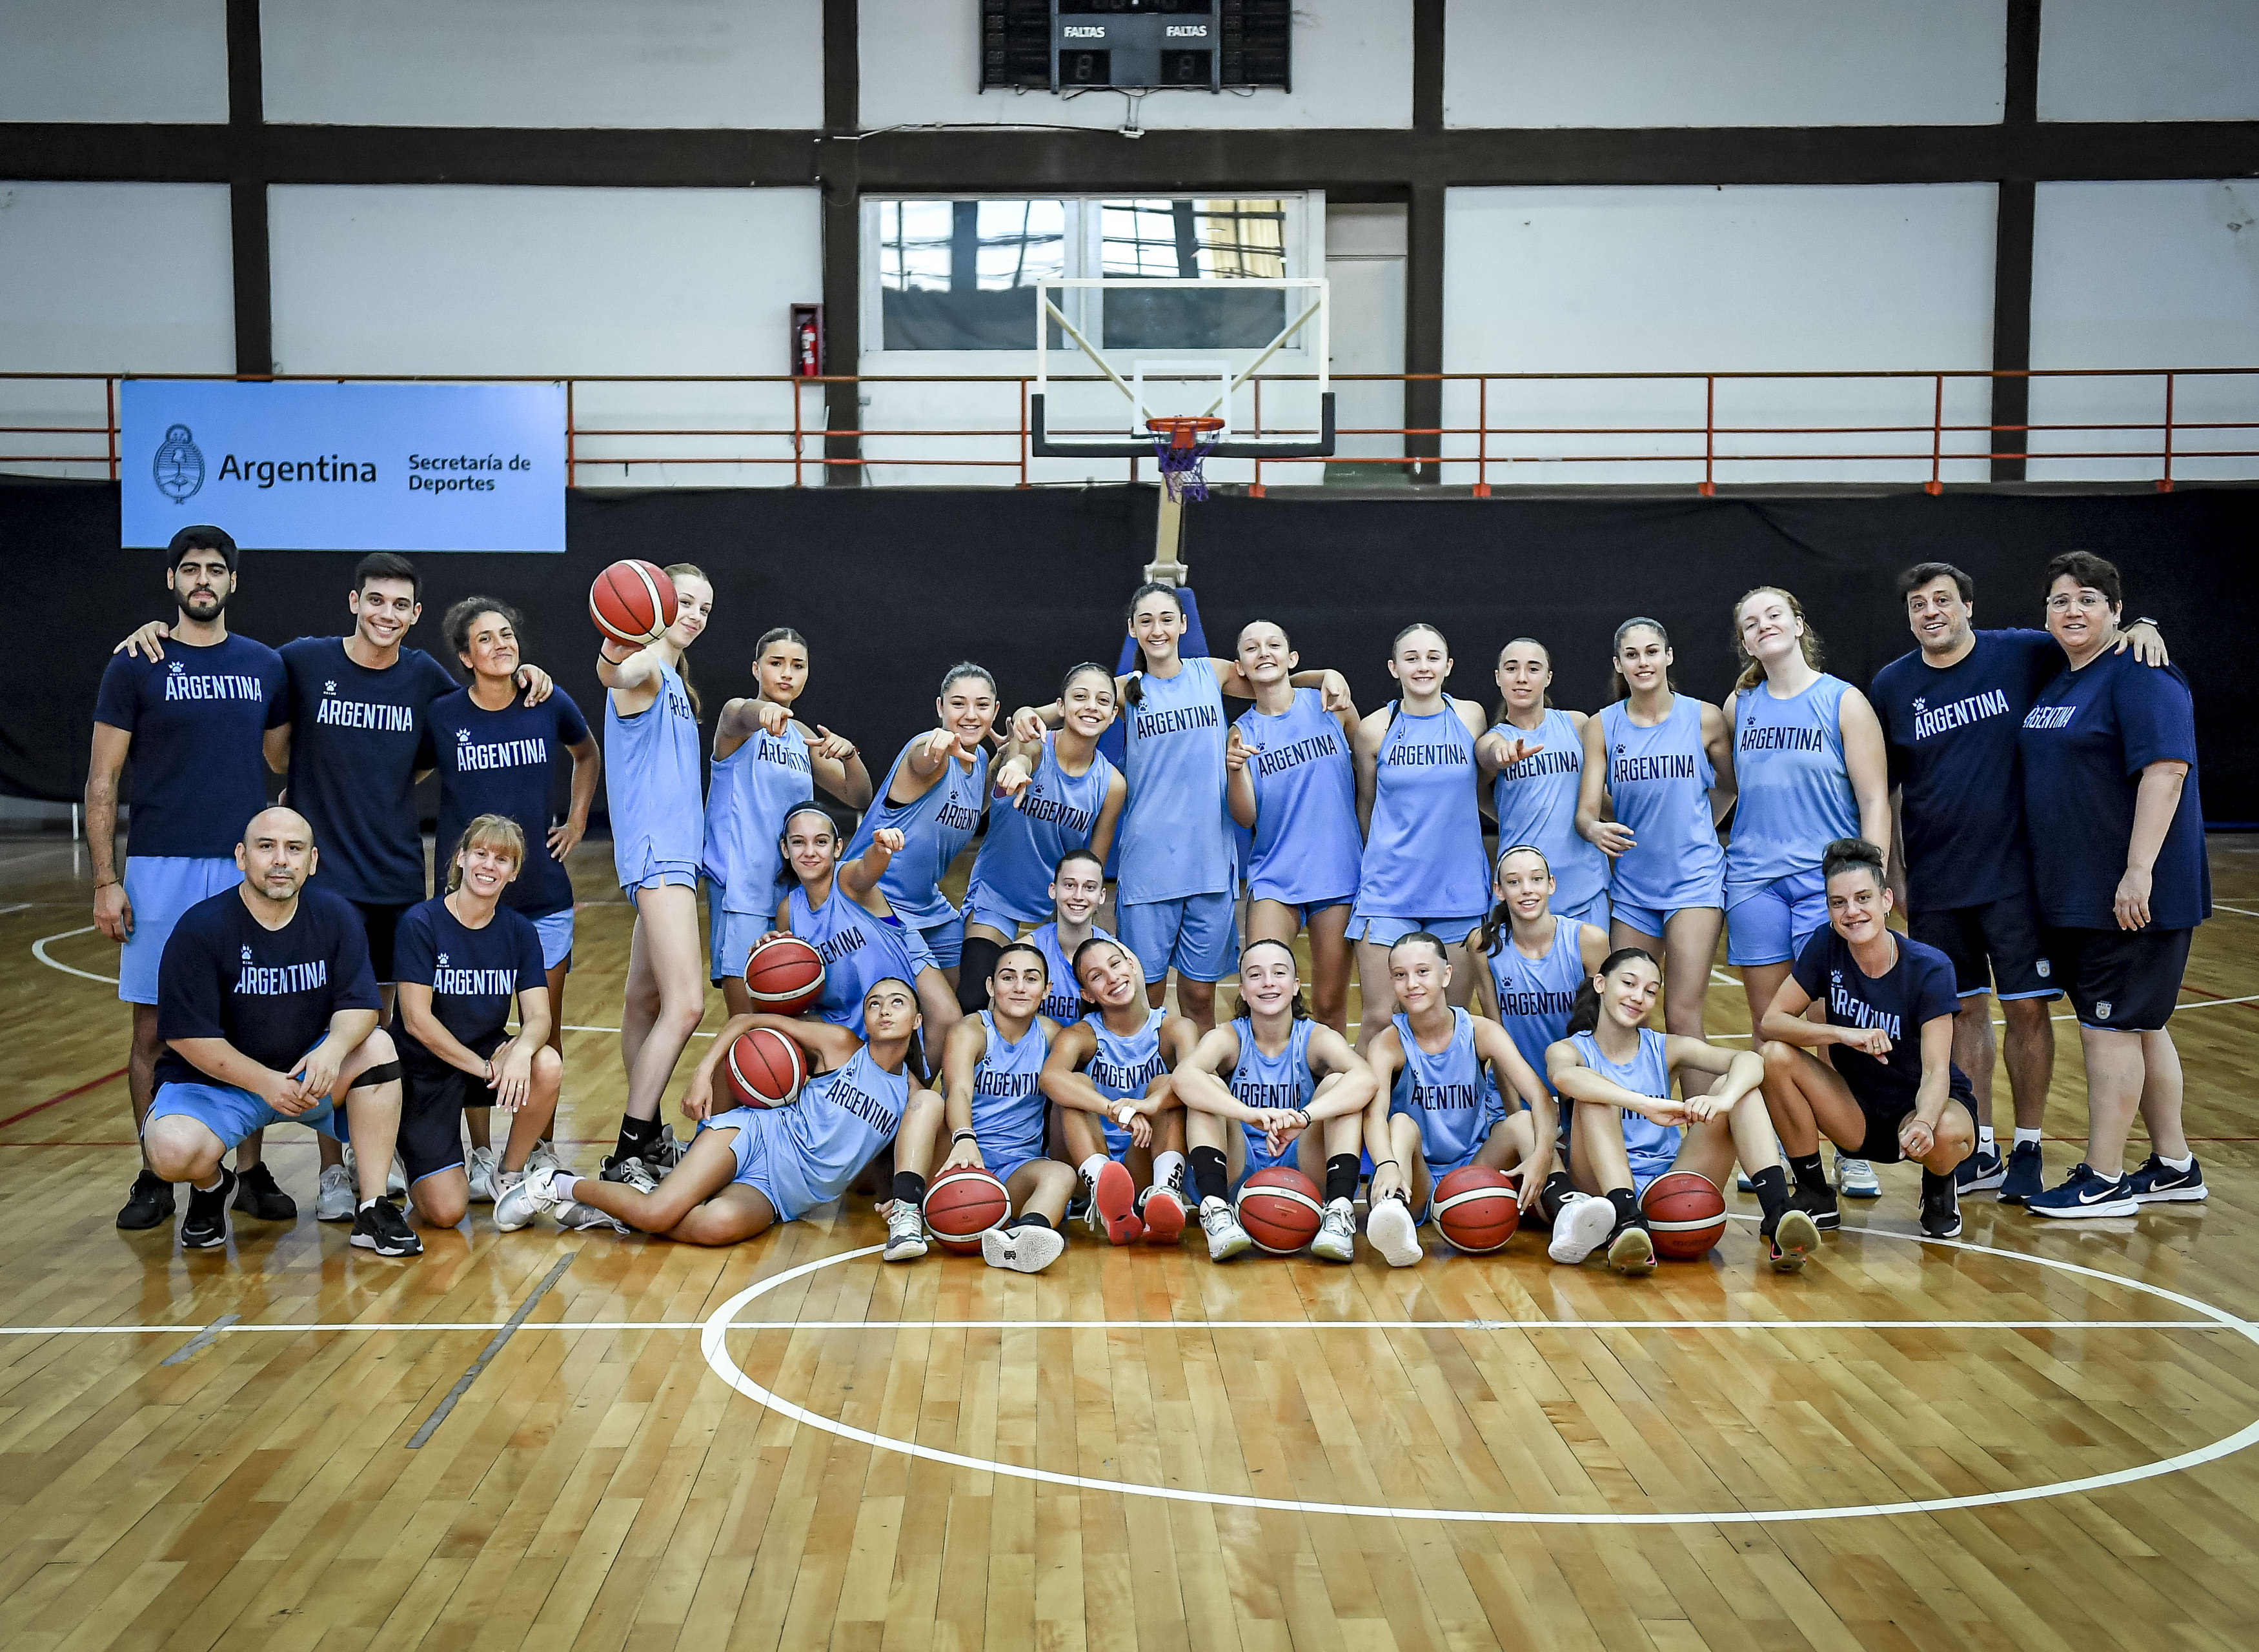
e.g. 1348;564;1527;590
791;304;823;376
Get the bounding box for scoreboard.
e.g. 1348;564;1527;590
980;0;1291;94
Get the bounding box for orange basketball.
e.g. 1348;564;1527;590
1641;1171;1727;1260
923;1167;1011;1254
589;559;678;646
1433;1165;1521;1254
1235;1166;1323;1255
744;934;825;1014
724;1027;805;1109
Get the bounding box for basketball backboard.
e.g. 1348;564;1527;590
1029;276;1334;459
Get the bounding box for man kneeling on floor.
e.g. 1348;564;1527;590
139;807;421;1256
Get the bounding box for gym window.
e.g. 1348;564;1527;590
864;195;1307;353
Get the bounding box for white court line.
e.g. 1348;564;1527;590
0;902;33;917
2214;903;2259;918
30;925;115;985
700;1233;2259;1527
1708;992;2259;1040
1;1316;2233;1338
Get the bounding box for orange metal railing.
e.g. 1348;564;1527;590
3;368;2253;494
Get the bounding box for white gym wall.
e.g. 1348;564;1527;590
1446;0;2006;128
2040;0;2259;122
268;186;823;488
2029;180;2259;483
1440;184;2000;487
0;183;234;479
0;0;228;124
261;0;822;128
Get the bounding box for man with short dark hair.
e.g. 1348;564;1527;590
116;551;553;1218
89;526;292;1230
1869;561;2165;1204
141;807;420;1256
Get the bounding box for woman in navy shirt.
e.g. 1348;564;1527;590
1757;838;1978;1240
2016;552;2210;1218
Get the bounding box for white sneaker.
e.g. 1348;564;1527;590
882;1200;929;1262
525;1140;566;1178
492;1168;547;1231
1834;1153;1882;1199
316;1163;355;1222
1311;1197;1357;1263
1366;1195;1423;1268
1547;1193;1617;1265
980;1222;1065;1273
551;1178;629;1233
347;1143;410;1198
467;1147;498;1204
1198;1197;1253;1262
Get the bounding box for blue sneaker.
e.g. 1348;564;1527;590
1956;1147;2003;1193
2027;1163;2138;1220
2125;1154;2207;1205
1998;1141;2043;1204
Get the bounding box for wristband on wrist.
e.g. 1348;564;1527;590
950;1128;977;1144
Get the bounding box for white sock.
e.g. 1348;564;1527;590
553;1173;581;1202
2162;1152;2194;1172
1977;1125;1996;1151
1078;1154;1107;1191
1152;1150;1186;1194
194;1171;225;1193
2013;1127;2042;1149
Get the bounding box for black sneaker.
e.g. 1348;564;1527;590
232;1161;298;1221
350;1198;423;1256
117;1168;176;1230
1998;1141;2043;1205
1920;1180;1963;1238
1792;1185;1841;1231
181;1169;236;1250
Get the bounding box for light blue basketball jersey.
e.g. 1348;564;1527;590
1490;707;1610;915
1598;695;1725;914
703;722;813;914
1356;703;1488;919
966;733;1117;927
969;1010;1049;1172
1725;673;1858;902
844;736;989;929
1568;1027;1681;1187
1030;921;1111;1025
1388;1008;1503;1171
774;1043;911;1211
604;661;704;885
1229;1015;1317;1173
1119;658;1233;905
1235;689;1361;907
1486;916;1590;1093
787;880;926;1036
1084;1006;1168;1157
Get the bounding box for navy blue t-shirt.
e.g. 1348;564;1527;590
390;895;547;1056
1791;927;1972;1113
154;885;381;1088
280;637;456;905
2019;650;2209;932
425;687;590;919
92;634;287;860
1870;629;2062;912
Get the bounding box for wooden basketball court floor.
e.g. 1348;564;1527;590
6;832;2259;1652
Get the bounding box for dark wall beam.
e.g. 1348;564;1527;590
1405;0;1446;481
225;0;270;375
6;121;2256;192
820;0;861;485
1991;0;2043;482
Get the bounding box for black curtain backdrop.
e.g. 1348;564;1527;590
9;478;2254;826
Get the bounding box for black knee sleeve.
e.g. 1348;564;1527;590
956;936;1003;1013
347;1060;400;1091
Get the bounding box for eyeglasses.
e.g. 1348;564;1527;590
2044;591;2114;614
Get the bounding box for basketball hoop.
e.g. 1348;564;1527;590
1147;415;1225;503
